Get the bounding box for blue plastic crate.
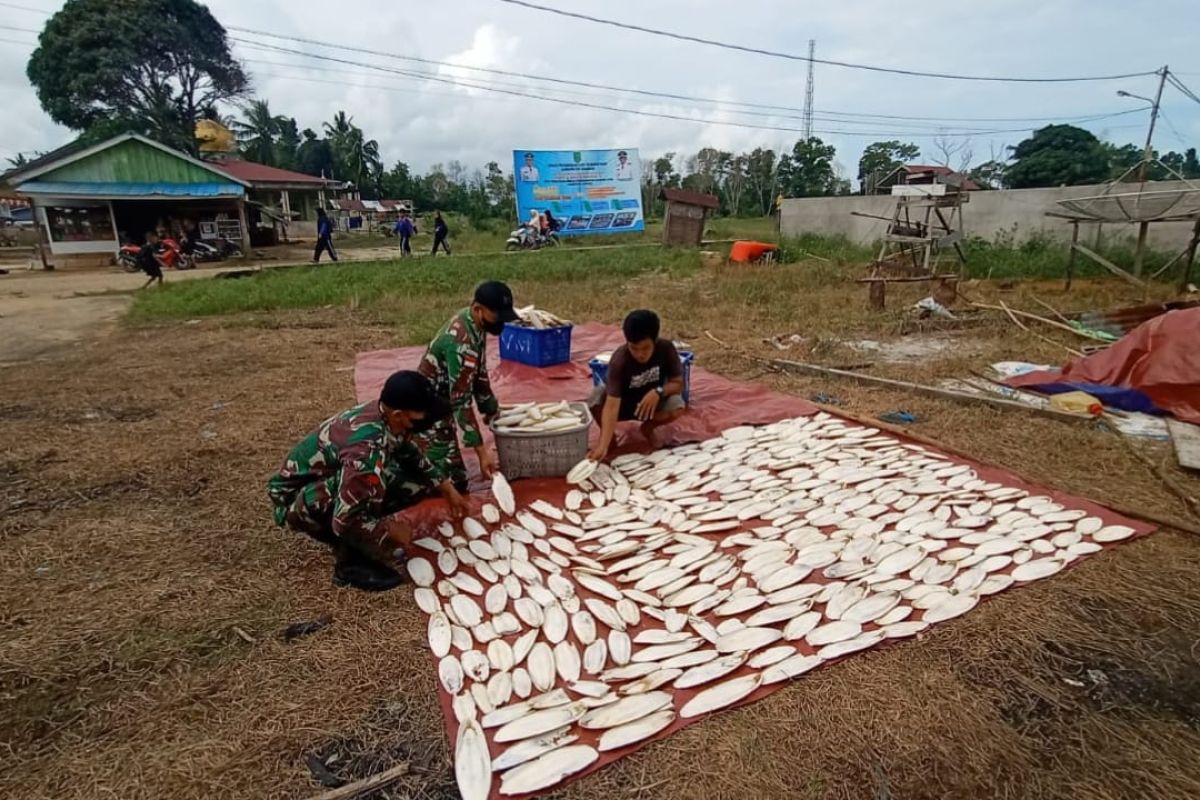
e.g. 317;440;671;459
499;323;573;367
589;349;694;403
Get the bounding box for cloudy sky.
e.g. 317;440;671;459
2;0;1199;178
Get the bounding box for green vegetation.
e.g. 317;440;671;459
962;232;1175;280
130;247;703;324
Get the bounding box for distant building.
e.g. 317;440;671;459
658;188;719;247
0;133;348;268
867;164;982;195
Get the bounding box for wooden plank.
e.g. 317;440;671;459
891;184;948;196
1072;242;1148;288
768;359;1092;424
307;763;410;800
1167;418;1200;471
857;274;959;283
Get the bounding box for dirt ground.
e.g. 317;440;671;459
2;261;1200;800
0;242;398;364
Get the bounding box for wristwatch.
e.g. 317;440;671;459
655;386;665;398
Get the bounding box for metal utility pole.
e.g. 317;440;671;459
1135;66;1169;183
802;39;815;141
1132;65;1169;276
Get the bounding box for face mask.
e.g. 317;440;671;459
483;317;506;336
409;413;437;434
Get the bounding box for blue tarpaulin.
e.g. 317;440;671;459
18;180;244;198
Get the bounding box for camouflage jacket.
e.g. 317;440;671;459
266;401;438;546
419;307;499;448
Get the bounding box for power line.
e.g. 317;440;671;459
0;3;1166;127
1167;72;1200;107
228;26;1147;127
0;1;48;14
496;0;1157;83
233;35;1150;139
0;22;41;33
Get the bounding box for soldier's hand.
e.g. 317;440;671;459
444;486;469;520
475;445;498;479
587;441;609;463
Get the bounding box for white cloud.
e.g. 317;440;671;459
1;0;1199;175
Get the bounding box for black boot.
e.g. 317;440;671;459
333;544;404;592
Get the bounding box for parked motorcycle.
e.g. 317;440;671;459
186;237;242;262
118;236;194;272
504;224;560;251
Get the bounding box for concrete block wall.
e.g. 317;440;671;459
780;180;1199;252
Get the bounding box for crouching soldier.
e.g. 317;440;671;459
268;370;469;592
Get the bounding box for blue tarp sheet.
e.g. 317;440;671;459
18;180;244;198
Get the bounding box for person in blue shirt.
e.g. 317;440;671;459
393;209;417;257
313;208;338;263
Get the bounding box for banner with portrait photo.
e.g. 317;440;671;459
512;148;644;235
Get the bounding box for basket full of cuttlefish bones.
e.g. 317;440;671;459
491;401;592;480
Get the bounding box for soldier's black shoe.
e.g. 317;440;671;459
333;548;404;592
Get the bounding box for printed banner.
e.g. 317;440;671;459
512;148;644;235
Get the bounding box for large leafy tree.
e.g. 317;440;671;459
296;129;336;178
778;137;840;197
745;147;778;215
1005;125;1110;188
857;140;920;193
27;0;247;154
232;99;285;166
275;117;301;172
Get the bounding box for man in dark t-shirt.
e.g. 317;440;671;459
587;309;687;461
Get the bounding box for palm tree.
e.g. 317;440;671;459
232;99;286;166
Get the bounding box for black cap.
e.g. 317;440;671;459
474;280;519;323
379;370;450;420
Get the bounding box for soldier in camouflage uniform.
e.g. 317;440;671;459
416;280;519;489
267;371;469;592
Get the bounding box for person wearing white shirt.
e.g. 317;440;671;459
520;152;540;182
615;150;634;181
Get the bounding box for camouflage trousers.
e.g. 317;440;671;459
272;472;431;561
414;417;469;493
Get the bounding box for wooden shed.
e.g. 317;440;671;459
659;188;719;247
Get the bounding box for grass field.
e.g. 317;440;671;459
6;226;1200;800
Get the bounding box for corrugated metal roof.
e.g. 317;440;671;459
659;187;720;209
19;180;244;198
212;159;334;187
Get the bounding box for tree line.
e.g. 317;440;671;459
18;0;1200;223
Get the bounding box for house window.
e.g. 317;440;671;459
45;205;115;243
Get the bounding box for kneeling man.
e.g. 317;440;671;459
588;309;686;462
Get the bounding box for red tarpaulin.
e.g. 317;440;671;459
353;323;1154;800
1006;307;1200;425
354;323;821;478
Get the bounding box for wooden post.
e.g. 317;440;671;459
1183;217;1200;291
236;198;251;258
1065;220;1080;291
868;280;885;310
1133;220;1149;278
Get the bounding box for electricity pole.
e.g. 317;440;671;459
802;39;815;141
1135;66;1169;184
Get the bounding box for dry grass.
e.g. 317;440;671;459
2;256;1199;800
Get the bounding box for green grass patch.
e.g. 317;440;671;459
130;247;702;321
962;233;1176;280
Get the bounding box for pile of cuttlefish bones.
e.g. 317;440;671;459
406;412;1135;799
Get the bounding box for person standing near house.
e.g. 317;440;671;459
431;211;452;255
394;209;416;257
313;208;338;263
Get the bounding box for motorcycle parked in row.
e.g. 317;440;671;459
119;235;193;272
